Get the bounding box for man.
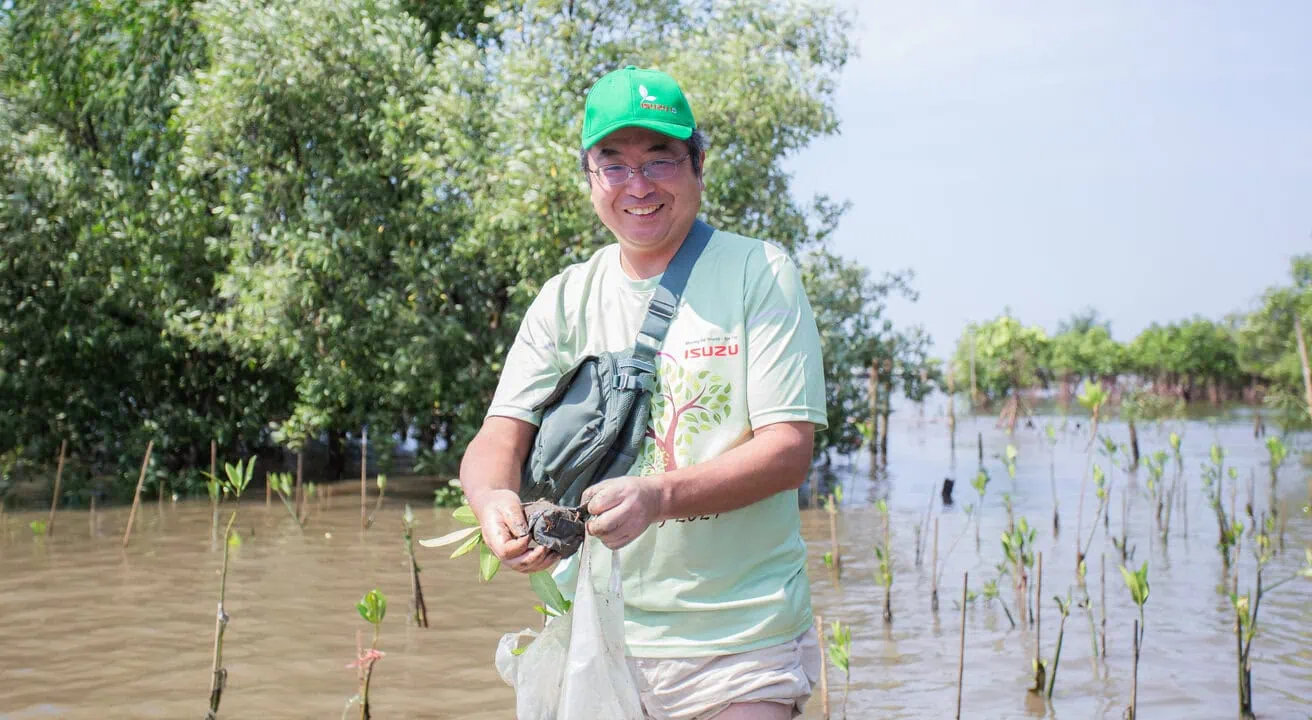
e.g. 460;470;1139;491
460;65;828;720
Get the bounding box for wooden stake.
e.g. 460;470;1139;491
360;427;368;531
957;572;968;720
46;440;67;537
931;516;940;613
1130;619;1140;720
122;440;154;547
89;495;97;536
1033;552;1044;692
816;614;830;720
295;452;304;520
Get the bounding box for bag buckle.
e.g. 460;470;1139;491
612;374;654;392
648;297;676;320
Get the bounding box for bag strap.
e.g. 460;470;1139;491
627;219;714;372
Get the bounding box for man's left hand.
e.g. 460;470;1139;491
582;475;664;550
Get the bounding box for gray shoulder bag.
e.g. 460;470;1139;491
518;219;714;523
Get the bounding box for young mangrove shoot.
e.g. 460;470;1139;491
365;475;387;529
1202;444;1237;567
1230;527;1312;718
1119;561;1150;720
205;512;239;720
268;472;304;530
827;619;852;720
1046;591;1072;698
875;499;893;624
1075;380;1108;564
402;505;428;628
347;589;387;720
419;503;501;582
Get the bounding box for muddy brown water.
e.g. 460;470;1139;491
2;416;1310;719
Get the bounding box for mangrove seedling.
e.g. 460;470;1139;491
825;486;843;575
827;619;851;720
1264;436;1287;522
1001;516;1036;626
419;503;501;582
971;469;990;551
1044;424;1060;534
1201;444;1236;567
875;499;893;624
205;512;239;720
1077;464;1110;579
978;577;1016;629
365;475;387;529
1119;561;1150;720
1046;591;1072;698
1075;380;1109;561
1230;530;1312;718
1029;552;1045;695
347;588;387;720
29;519;47;536
402;505;428;628
1144;451;1170;541
268;472;304;530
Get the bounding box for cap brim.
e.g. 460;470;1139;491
583;119;694;149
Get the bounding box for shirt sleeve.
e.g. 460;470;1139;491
742;246;829;430
485;277;564;426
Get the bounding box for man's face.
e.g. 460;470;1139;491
586;126;702;256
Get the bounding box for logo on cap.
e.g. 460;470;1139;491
638;83;677;114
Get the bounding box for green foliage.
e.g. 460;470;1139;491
356;588;387;626
1119;562;1150;608
950;312;1049;403
530;571;571;618
1264;437;1288;470
0;0;867;494
827;619;851;675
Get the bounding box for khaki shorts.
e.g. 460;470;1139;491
626;626;822;720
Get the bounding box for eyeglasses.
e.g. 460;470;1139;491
588;154;690;187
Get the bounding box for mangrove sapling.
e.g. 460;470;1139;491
418;504;501;582
1098;436;1119;532
1045;424;1060;535
1119;562;1150;720
1112;489;1135;565
1230;532;1312;718
268;472;304;530
1077;464;1110;577
1029;552;1044;695
824;487;843;574
205;512;239;720
402;505;428;628
364;475;387;529
1201;444;1237;567
1001;516;1036;626
347;589;387;720
827;619;852;720
1075;381;1109;566
1144;451;1170;542
875;500;893;624
1046;591;1072;698
979;577;1017;629
1170;431;1186;537
971;469;991;552
1264;437;1287;523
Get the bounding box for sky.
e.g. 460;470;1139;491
786;0;1311;357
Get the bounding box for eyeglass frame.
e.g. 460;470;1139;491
586;154;691;187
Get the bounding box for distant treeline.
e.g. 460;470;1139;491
948;255;1312;430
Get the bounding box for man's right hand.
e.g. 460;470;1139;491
475;488;558;573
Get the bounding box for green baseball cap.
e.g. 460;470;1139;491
581;65;696;149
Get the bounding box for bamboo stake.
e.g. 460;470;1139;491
46;440;67;537
931;516;940;613
360;427;368;531
121;440;154;547
1032;553;1044;693
1130;619;1140;720
89;495;97;536
957;572;968;720
816;614;830;720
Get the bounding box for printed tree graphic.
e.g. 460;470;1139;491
638;358;733;473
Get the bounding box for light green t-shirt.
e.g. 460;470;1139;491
486;228;828;658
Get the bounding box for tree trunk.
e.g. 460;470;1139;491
1128;420;1140;471
1295;316;1312;424
327;429;346;482
869;359;881;457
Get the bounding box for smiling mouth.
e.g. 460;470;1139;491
625;204;662;216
